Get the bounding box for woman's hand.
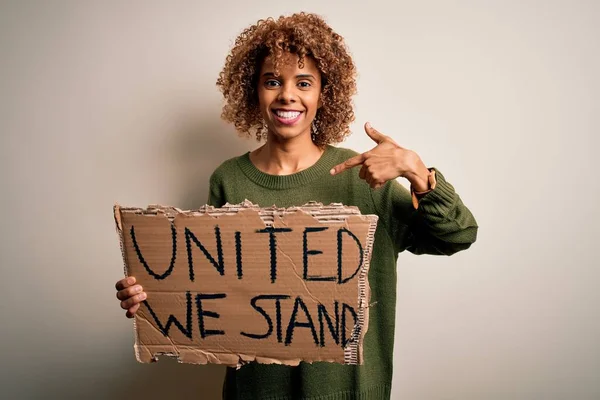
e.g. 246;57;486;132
115;276;146;318
330;122;431;191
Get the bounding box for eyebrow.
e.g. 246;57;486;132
262;72;316;80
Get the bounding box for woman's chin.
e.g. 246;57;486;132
268;128;312;143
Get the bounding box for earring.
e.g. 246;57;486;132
311;121;318;141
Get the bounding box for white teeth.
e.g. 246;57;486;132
274;110;301;119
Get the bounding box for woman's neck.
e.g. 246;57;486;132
250;135;324;176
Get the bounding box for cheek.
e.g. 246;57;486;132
257;91;273;117
306;93;321;113
257;88;267;108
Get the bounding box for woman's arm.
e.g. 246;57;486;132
331;122;478;256
371;170;478;256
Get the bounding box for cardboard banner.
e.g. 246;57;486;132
114;201;378;367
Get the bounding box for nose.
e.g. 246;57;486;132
277;83;296;104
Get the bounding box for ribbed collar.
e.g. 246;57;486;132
236;145;338;190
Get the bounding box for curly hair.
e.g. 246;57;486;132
216;12;357;147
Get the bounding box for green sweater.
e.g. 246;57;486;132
208;145;478;400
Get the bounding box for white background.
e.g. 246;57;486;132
1;1;598;399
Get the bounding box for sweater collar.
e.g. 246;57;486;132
237;145;337;190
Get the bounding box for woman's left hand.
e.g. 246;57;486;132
330;122;431;191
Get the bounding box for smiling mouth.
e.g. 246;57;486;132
272;109;303;125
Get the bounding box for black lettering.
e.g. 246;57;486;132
337;228;364;284
274;294;286;343
143;291;192;339
195;293;227;338
317;301;340;347
235;231;243;279
185;225;224;282
130;224;177;280
285;296;319;346
256;227;293;283
303;227;335;281
241;294;290;341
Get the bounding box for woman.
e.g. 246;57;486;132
115;12;478;399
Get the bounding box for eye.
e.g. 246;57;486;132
264;79;280;88
298;81;312;88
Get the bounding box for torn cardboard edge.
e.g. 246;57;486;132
114;200;378;368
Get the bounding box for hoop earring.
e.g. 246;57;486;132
311;121;318;141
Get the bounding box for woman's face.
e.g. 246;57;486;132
257;52;322;143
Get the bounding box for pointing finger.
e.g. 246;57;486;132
330;153;366;175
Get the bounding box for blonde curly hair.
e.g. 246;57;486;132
216;12;357;147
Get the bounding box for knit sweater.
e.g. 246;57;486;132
207;145;478;400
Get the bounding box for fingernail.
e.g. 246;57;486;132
127;277;135;285
135;285;142;293
330;168;335;175
139;292;147;300
366;122;371;128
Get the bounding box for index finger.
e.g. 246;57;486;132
115;276;136;291
330;153;366;176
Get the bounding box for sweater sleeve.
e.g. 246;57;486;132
207;170;226;208
370;168;478;256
